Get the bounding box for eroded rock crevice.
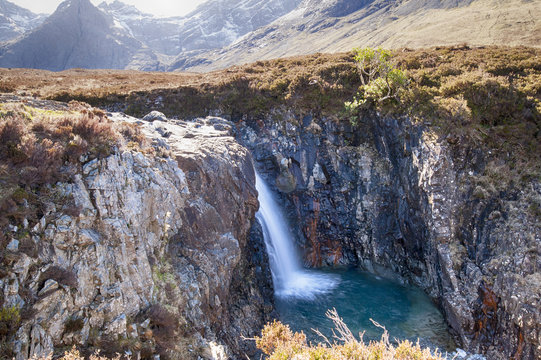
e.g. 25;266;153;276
236;109;540;360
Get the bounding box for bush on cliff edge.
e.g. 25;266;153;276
345;47;408;122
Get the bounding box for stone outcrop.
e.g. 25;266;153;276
1;111;272;359
236;109;540;360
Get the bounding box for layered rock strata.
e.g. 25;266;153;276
2;110;272;359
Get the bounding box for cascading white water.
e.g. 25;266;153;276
255;171;339;299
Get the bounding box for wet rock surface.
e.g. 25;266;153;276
1;108;272;359
236;109;540;360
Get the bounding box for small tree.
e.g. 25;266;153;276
345;47;408;119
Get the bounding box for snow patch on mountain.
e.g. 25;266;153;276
0;0;46;42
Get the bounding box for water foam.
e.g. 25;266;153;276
255;171;338;300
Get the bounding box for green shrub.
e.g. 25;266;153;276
0;305;21;358
350;47;408;104
345;47;408;122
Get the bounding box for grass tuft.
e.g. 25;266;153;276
253;308;445;360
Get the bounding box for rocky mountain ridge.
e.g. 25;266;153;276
1;0;539;71
0;0;161;71
97;1;185;56
0;0;46;43
0;0;302;70
176;0;541;71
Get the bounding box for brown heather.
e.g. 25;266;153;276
6;46;538;184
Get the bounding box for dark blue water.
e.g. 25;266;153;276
275;268;456;353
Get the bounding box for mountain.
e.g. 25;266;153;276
175;0;302;52
1;0;539;72
170;0;541;71
99;0;302;58
0;0;161;71
0;0;46;42
98;0;185;56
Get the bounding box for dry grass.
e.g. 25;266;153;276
0;52;359;116
0;104;113;230
253;309;445;360
0;69;199;104
34;347;119;360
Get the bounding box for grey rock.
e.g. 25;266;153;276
0;0;46;42
6;239;19;251
3;112;272;359
456;348;467;358
143;110;167;122
38;280;59;296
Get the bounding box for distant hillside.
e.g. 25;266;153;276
0;0;160;71
0;0;46;42
170;0;541;71
0;0;539;72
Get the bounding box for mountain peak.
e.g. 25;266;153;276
56;0;97;12
0;0;160;71
98;0;150;17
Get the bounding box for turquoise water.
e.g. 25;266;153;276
275;268;456;353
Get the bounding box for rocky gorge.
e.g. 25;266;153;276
0;46;540;360
235;109;540;360
3;102;537;359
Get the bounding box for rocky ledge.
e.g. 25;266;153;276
1;107;273;359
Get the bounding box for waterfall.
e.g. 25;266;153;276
255;171;338;299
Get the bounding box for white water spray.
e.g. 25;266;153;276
255;171;339;299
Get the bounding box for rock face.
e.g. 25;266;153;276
236;110;540;360
1;111;272;359
0;0;160;71
100;0;302;59
98;0;186;57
